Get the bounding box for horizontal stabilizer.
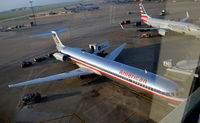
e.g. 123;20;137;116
8;68;93;88
30;28;67;38
105;43;126;61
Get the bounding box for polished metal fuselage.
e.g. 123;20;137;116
146;18;200;37
59;46;184;104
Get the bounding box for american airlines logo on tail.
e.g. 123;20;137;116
139;3;146;15
139;3;149;23
52;34;59;44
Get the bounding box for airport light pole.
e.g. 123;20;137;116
29;1;37;25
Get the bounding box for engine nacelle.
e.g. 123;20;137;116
53;53;68;61
158;29;167;36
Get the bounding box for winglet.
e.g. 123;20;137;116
120;23;137;31
180;11;190;22
186;11;190;18
120;24;125;30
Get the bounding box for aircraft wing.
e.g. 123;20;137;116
180;11;189;22
8;68;94;88
105;43;126;61
120;24;160;31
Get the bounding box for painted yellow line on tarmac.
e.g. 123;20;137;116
121;110;155;123
127;86;170;109
121;112;136;123
112;81;125;88
112;82;171;109
38;113;86;123
73;113;86;123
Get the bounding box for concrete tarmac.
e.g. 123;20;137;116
0;0;199;122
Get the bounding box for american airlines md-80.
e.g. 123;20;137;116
8;28;185;104
121;3;200;38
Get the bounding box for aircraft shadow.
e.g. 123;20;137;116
81;76;109;86
115;42;160;74
31;58;60;67
40;91;81;103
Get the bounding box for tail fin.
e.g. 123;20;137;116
51;31;64;47
139;2;151;23
180;11;190;22
31;28;67;47
64;7;68;10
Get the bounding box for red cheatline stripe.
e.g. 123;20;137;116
69;57;182;104
141;15;148;18
141;12;144;14
140;9;143;11
141;19;147;22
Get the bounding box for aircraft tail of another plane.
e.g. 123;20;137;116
180;11;190;22
64;7;68;10
31;28;67;47
139;2;151;23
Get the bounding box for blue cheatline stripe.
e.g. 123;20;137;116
141;5;146;14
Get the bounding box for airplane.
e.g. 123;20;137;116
118;0;133;3
64;7;77;11
120;2;200;38
8;28;185;104
64;6;99;11
80;3;94;6
78;6;99;11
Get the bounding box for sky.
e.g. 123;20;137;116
0;0;81;12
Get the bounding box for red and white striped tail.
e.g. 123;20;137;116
139;2;150;23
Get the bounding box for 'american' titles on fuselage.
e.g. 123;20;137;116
119;69;148;84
